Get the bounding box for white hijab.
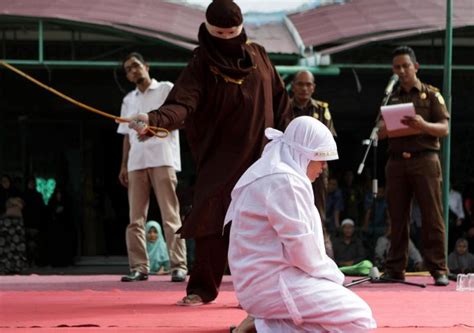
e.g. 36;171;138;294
225;116;338;225
235;116;337;190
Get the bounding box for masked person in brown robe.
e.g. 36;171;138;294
124;0;292;306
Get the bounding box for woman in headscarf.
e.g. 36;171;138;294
225;116;376;332
0;197;27;274
146;221;170;274
448;238;474;275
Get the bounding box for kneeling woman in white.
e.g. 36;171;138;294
225;116;376;332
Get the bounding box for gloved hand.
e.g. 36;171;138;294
128;112;149;135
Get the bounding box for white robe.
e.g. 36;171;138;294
226;168;376;332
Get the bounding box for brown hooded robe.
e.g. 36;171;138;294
147;24;292;238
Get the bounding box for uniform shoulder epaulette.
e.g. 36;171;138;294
313;99;329;109
425;84;446;105
426;84;440;93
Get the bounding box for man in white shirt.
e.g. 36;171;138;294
117;52;186;282
225;116;376;332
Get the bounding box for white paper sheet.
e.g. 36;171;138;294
381;103;416;131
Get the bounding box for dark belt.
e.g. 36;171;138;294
389;150;438;160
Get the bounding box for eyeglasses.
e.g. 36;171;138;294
124;62;142;74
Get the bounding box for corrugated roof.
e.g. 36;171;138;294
0;0;203;49
0;0;299;54
289;0;474;55
245;22;299;54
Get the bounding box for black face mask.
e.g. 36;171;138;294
209;31;247;58
198;23;255;81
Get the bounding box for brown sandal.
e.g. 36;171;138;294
176;294;215;307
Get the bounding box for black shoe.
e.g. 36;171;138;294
434;274;449;286
121;271;148;282
171;270;186;282
379;272;405;282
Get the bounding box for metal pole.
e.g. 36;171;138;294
441;0;453;256
38;20;44;62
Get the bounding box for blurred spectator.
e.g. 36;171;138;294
22;177;46;266
0;174;20;215
463;180;474;249
332;218;367;267
47;187;76;266
466;226;474;254
362;185;388;250
448;185;466;251
374;220;423;272
448;238;474;274
322;224;334;259
0;197;27;274
340;170;363;225
326;176;344;236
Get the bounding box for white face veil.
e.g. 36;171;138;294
233;116;338;191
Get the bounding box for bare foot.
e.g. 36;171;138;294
233;315;256;333
157;266;170;275
176;294;204;306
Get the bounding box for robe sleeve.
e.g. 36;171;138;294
271;66;292;131
257;45;292;131
147;53;205;130
266;175;344;284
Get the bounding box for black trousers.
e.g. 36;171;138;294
186;226;230;302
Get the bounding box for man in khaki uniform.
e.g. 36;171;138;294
378;46;449;286
291;70;336;227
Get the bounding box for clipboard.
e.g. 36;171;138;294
381;103;422;138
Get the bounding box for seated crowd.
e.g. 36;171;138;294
2;171;474;277
324;172;474;276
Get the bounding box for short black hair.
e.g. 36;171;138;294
392;46;417;64
122;52;146;68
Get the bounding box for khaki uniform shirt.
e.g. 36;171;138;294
387;81;449;154
291;98;337;137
